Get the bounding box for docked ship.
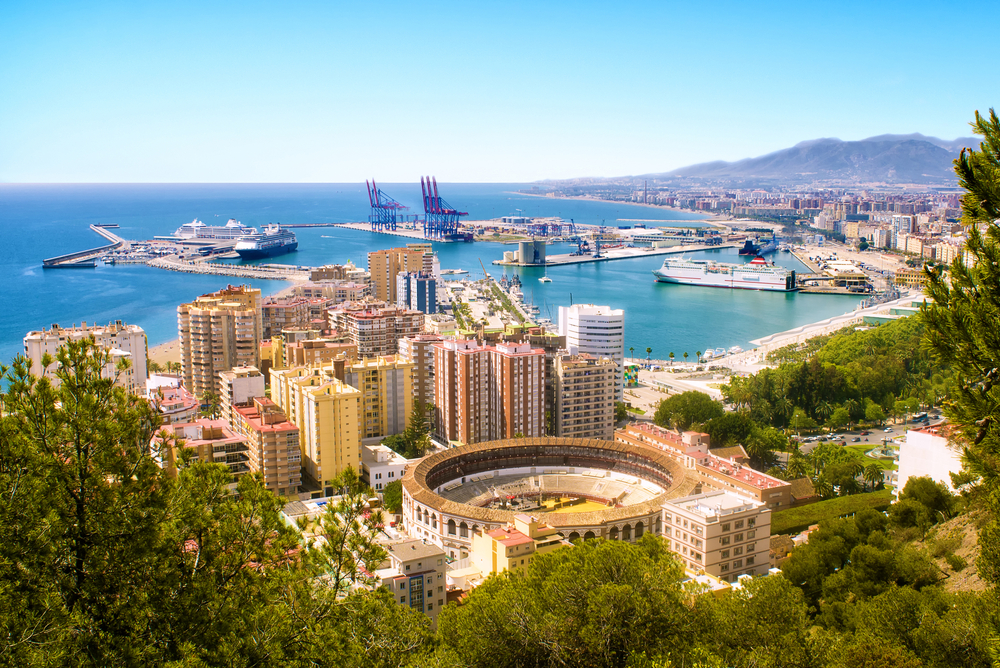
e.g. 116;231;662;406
757;238;779;254
653;255;797;291
173;218;253;240
234;224;298;260
737;239;759;255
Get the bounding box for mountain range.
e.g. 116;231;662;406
649;133;978;185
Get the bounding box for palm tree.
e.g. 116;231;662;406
645;347;652;367
696;351;702;362
786;451;809;479
629;346;634;363
863;463;884;492
683;352;689;364
669;352;675;366
816;400;834;423
813;476;834;500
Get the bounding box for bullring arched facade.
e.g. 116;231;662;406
400;437;698;559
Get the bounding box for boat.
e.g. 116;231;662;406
538;276;552;283
653;255;797;291
234;224;298;260
757;238;779;254
714;347;726;357
729;346;744;354
737;239;759;255
173;218;253;240
441;269;469;275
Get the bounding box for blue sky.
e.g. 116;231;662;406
1;0;994;182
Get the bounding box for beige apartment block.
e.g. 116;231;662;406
231;397;301;497
23;320;148;395
368;247;431;303
398;334;443;408
261;297;310;338
469;514;568;578
343;356;414;441
219;366;266;426
178;285;262;398
284;339;358;369
270;363;362;491
329;301;425;358
376;539;448;624
434;339;544;445
554;353;616;441
662;490;772;582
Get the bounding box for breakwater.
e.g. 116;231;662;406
147;255;310;281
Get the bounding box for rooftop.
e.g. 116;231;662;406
486;526;534;548
666;490;760;520
386;539;445;562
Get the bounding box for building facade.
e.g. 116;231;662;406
231;397;302;497
376;539;448;623
329;301;425;358
24;320;148;395
218;366;266;426
361;443;409;492
178;285;262;398
554;353;616;440
343;356;414;442
663;490;772;582
368;247;432;304
396;271;438;314
558;304;625;399
434;339;545;445
469;514;567;577
155;418;251;488
398;334;444;409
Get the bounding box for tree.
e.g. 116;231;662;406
669;352;675;366
683;352;689;363
646;347;652;367
863;463;884;492
653;391;724;431
382;479;403;514
865;402;886;425
629;346;634;362
789;408;818;434
827;406;851;432
615;401;628;423
200;389;221;418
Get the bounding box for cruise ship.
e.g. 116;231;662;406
234;224;298;260
173;218;253;240
653;255;797;291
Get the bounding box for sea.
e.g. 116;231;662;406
0;183;862;366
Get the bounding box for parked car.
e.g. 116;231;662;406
884;427;893;433
860;430;870;435
852;437;862;442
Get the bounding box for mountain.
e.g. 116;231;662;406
652;134;978;185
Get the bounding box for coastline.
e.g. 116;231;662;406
510;191;729;229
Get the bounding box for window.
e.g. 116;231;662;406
746;556;755;566
734;520;744;529
400;596;405;603
721;537;730;546
399;583;405;590
721;563;729;572
735;533;744;542
694;553;702;562
734;546;743;556
721;523;730;532
747;530;756;540
405;564;410;571
683;520;688;528
733;559;743;568
721;550;729;558
438;586;443;593
428;604;433;611
748;518;756;528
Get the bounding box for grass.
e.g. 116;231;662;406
770;489;893;536
626;406;646;415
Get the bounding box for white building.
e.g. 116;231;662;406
896;423;964;497
376;539;448;623
23;320;148;395
362;443;409;492
219;366;266;425
662;490;772;582
558;304;624;399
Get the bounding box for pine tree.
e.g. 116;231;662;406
923;108;1000;585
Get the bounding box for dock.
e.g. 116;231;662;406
43;224;126;268
147;255;311;281
492;243;739;266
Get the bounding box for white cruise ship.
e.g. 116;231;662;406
653;255;796;292
174;218;253;240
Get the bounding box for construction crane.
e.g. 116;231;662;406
366;180;409;232
421;176;468;239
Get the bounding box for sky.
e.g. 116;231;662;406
1;0;996;183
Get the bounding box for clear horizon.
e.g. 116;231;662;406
2;0;996;183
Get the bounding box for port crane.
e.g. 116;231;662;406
421;176;468;239
366;180;409;232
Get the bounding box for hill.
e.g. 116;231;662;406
654;134;977;185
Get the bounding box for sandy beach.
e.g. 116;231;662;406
149;339;181;366
511;191;728;228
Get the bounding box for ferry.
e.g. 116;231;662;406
653;256;797;292
235;224;298;260
441;269;469;275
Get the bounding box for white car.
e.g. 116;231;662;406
883;427;893;433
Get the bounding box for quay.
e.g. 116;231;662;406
492;242;739;266
147;255;310;281
43;224;126;268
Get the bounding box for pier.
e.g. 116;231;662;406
43;224;126;268
147;255;310;281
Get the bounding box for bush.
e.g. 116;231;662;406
770;490;893;535
945;553;968;571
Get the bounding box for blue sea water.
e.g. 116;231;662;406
0;183;862;365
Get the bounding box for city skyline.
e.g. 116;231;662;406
2;0;996;183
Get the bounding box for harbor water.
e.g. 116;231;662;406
0;183;861;365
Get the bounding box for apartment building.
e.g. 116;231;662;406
270;364;362;492
396;271;438;314
398;334;443;408
218;366;265;425
343;356;414;442
178;285;262;398
261;297;310;338
434;339;544;445
231;397;301;497
376;539;448;623
368;247;432;303
329;301;425;358
146;381;199;425
24;320;148;395
663;490;772;582
554;353;616;440
155;418;251;487
558;304;625;399
283;338;357;369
